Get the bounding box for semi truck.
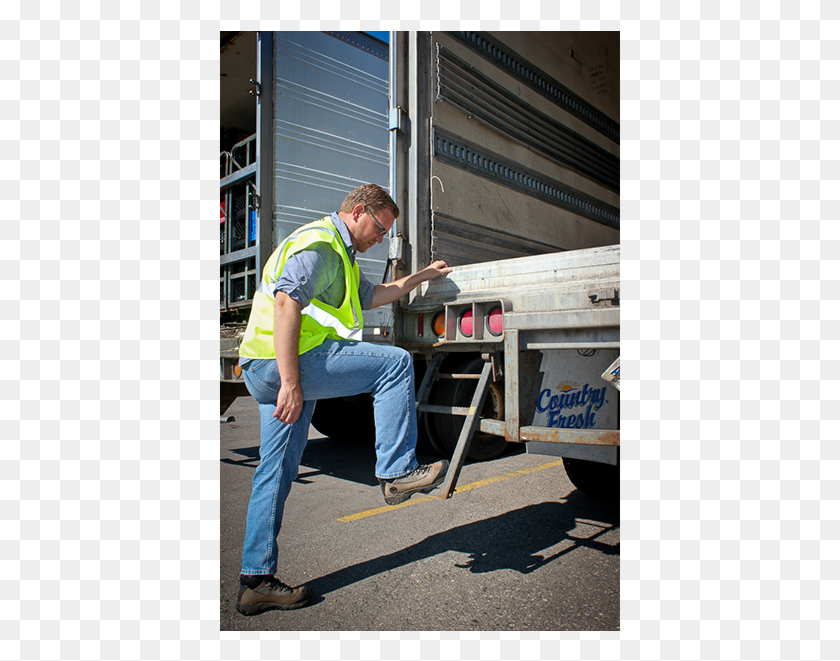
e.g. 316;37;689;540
220;31;620;498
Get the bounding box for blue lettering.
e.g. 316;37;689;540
578;383;589;407
537;389;552;413
538;383;610;422
591;385;606;410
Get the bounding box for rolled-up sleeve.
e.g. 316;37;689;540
274;245;338;309
358;270;375;310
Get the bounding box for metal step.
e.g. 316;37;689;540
417;404;473;416
414;355;498;499
436;360;494;500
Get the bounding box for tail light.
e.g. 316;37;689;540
459;310;474;337
436;299;508;342
487;306;503;336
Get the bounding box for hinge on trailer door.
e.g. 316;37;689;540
387;234;406;265
383;234;410;285
248;181;260;210
249;79;261;97
589;289;619;306
389;107;409;134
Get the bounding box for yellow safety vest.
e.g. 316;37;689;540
239;217;363;358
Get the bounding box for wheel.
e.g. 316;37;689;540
429;355;509;461
562;451;620;498
310;394;375;443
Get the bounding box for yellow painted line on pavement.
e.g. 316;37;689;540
336;459;565;523
336;495;436;522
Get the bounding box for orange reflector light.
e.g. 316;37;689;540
234;363;242;377
487;306;503;336
459;309;473;336
432;312;446;337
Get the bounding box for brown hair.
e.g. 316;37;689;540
339;183;400;219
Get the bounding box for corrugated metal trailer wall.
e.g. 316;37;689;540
412;32;620;269
271;32;391;293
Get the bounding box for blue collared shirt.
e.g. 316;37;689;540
275;212;375;311
239;214;375;367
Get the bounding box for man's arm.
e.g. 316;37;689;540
369;260;452;309
273;291;304;424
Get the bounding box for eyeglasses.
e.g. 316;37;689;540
365;205;388;236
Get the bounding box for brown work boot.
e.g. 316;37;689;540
236;575;312;615
378;460;449;505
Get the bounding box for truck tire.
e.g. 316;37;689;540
430;355;508;461
562;453;620;499
311;394;376;443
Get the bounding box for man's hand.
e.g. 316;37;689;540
274;382;303;424
370;259;453;308
419;260;453;281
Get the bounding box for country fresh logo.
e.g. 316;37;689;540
536;381;609;429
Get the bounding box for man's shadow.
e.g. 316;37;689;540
307;490;618;599
222;433;453;486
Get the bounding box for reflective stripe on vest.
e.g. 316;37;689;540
300;301;362;341
238;217;363;358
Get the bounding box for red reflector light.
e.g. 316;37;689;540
487;307;503;336
459;310;473;336
418;313;424;337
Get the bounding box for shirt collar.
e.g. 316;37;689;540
331;212;356;265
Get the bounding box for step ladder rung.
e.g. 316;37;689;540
414;355;495;500
417;404;472;416
436;360;494;500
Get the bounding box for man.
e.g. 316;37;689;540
235;184;452;615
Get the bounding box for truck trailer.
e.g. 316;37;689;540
220;31;620;498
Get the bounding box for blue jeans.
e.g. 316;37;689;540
240;339;420;575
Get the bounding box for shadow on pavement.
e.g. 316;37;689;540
222;446;261;469
295;436;381;486
223;432;528;487
307;491;618;598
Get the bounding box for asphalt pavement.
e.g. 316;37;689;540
220;395;620;631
